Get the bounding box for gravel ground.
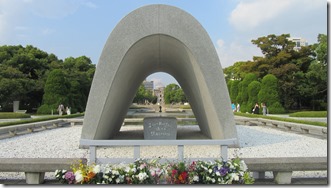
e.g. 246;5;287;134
0;124;327;180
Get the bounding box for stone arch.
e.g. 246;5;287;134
81;4;237;140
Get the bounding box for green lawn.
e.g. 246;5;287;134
289;111;327;117
234;112;327;127
0;113;84;128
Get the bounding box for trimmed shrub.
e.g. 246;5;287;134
247;81;261;113
230;80;240;103
241;73;257;102
37;104;57;114
258;74;285;114
268;102;286;114
38;69;70;113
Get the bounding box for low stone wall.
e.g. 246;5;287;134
235;117;327;138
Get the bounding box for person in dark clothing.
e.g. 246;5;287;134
252;102;260;114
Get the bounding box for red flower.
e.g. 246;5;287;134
178;171;188;183
172;169;178;176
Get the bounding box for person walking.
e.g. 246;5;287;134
252;102;260;114
261;103;267;116
231;102;236;112
57;104;64;116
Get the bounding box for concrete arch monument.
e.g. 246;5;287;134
81;4;237;140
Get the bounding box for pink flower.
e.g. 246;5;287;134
64;171;75;184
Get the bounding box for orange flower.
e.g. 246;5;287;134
84;171;96;182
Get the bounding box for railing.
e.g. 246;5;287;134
80;138;237;164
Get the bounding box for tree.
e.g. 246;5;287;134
230;80;240;103
258;74;285;114
247;81;261;112
133;84;157;104
0;45;61;111
62;56;95;113
238;73;257;113
315;34;327;66
298;61;327;110
37;69;70;114
164;84;187;104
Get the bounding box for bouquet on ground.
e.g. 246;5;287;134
54;157;254;184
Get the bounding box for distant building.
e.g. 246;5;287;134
143;80;154;91
288;37;308;51
153;86;165;105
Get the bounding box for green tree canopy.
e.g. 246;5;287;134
164;83;187;104
258;74;284;114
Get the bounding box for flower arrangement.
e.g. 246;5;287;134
55;158;254;184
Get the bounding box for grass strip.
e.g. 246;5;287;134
289;111;327;117
0;113;84;128
0;113;31;119
234;112;326;127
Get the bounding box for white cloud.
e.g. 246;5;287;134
149;78;165;89
28;0;81;19
0;0;97;44
229;0;292;30
216;39;262;68
83;1;97;9
0;0;26;44
229;0;325;31
41;28;55;35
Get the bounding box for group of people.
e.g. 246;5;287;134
57;103;71;116
231;102;240;112
252;102;268;115
231;102;268;115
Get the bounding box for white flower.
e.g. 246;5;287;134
216;171;220;176
208;169;212;174
74;170;83;183
55;170;59;174
93;165;101;174
211;178;215;183
138;172;147;181
240;160;248;171
113;170;119;175
193;175;199;182
125;167;130;173
62;170;66;173
103;175;109;179
116;178;120;183
231;173;239;181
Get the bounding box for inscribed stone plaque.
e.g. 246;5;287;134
143;117;177;140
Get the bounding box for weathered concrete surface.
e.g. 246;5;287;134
81;4;237;141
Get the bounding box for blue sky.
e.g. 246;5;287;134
0;0;327;88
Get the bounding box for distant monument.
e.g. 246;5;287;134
81;4;237;141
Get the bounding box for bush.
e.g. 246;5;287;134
37;104;58;115
268;102;286;114
289;111;327;117
258;74;284;111
0;113;31;119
